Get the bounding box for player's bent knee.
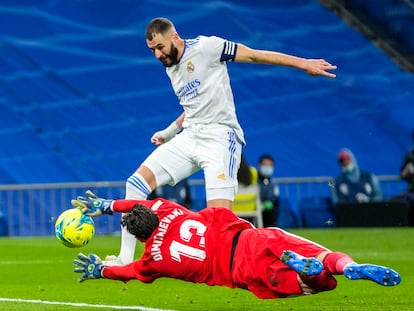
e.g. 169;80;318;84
320;275;337;291
300;271;337;294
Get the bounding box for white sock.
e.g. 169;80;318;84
118;173;152;264
125;173;152;199
118;225;137;265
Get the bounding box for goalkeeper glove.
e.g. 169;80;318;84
73;253;105;282
151;121;180;145
71;190;113;216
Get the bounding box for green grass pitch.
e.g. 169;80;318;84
0;228;412;311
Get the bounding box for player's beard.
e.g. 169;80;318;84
159;43;179;67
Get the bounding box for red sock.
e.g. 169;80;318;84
323;252;354;274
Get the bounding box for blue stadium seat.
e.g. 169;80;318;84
277;198;300;229
0;207;8;236
298;197;335;228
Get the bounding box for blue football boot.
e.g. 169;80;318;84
344;264;401;286
281;250;324;276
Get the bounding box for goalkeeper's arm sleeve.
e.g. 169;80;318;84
102;261;156;283
102;263;138;282
112;199;157;213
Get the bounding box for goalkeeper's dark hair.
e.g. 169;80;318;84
145;17;175;41
121;204;159;240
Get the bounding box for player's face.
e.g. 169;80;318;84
147;33;179;67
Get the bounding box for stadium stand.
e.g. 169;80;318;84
0;0;412;184
0;1;412;235
276;197;301;229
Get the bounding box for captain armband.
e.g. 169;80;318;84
220;41;238;62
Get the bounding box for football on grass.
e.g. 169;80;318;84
55;208;95;248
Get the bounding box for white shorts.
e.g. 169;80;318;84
143;124;242;201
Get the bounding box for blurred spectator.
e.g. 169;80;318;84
148;179;192;210
331;148;382;205
399;130;414;192
257;154;280;227
235;154;262;226
395;130;414;225
237;154;253;186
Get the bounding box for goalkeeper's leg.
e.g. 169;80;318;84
322;251;401;286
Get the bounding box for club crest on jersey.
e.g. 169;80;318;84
187;61;195;73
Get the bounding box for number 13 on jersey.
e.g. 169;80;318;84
169;219;206;262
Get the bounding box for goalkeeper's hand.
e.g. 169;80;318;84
71;190;114;217
151;121;180;146
73;253;105;283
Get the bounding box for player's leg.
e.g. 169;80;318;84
111;166;154;265
234;229;332;298
263;227;328;274
197;128;241;209
103;166;154;266
103;166;155;266
318;251;401;286
299;249;402;287
107;132;198;265
257;228;336;292
268;228;401;289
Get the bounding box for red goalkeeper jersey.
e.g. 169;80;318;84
103;198;254;288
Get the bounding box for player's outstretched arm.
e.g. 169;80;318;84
234;43;337;78
71;190;114;217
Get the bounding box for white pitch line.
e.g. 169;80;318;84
0;298;178;311
0;260;67;265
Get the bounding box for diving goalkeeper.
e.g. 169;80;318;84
72;192;401;299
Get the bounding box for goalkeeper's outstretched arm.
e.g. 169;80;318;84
71;190;154;216
74;253;151;283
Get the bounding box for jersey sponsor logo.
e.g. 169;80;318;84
176;78;201;103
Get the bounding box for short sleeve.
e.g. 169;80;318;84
202;36;238;63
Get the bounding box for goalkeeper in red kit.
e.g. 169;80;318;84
72;191;401;299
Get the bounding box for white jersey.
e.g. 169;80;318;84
166;35;245;145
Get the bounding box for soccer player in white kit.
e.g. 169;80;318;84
106;17;337;266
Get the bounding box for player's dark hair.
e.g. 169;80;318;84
145;17;174;41
121;204;159;240
259;154;275;165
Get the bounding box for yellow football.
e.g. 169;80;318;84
55;208;95;248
